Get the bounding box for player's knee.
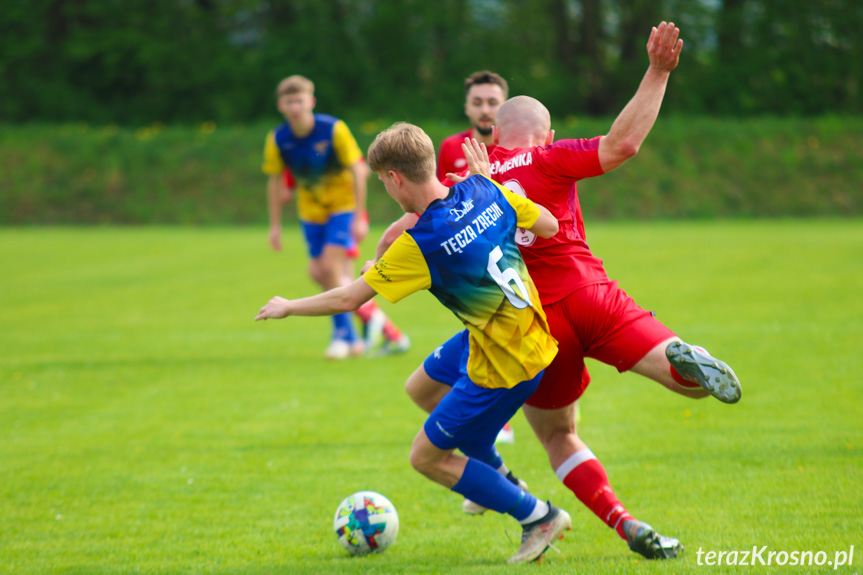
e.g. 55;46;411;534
539;426;578;449
308;261;325;286
409;446;437;478
404;375;423;406
405;370;441;414
310;260;340;289
524;405;578;445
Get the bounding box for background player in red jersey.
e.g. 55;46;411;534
436;71;508;181
373;22;741;560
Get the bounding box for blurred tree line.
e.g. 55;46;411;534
1;0;861;125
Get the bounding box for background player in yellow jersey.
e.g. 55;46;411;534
256;125;572;564
262;75;408;359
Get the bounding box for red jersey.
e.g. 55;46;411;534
437;129;497;182
488;138;607;305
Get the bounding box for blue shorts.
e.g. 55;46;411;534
422;330;466;387
423;330;543;452
300;212;355;259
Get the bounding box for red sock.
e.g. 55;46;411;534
559;452;632;540
354;300;403;342
670;366;701;388
382;319;402;341
354;300;377;324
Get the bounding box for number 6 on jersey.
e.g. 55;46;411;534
487;245;532;309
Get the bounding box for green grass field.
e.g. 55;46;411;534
2;221;861;574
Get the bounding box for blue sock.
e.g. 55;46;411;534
460;444;503;470
332;312;358;343
452;459;537;520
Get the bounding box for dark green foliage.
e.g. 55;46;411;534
1;0;861;124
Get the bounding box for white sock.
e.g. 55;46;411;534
519;500;550;524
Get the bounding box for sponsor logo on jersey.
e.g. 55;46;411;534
440;201;505;255
490;152;532;175
449;199;475;221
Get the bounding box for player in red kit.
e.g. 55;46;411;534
374;22;741;560
436;71;507;181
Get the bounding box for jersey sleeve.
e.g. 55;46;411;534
484;176;541;229
545;137;605;180
363;233;431;303
332;120;364;167
262;130;285;175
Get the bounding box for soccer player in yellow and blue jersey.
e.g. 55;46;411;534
255;123;572;564
262;75;408;359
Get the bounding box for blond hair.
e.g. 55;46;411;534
367;122;437;184
275;75;314;98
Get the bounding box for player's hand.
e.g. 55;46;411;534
255;296;291;321
269;227;282;251
281;187;295;205
447;137;491;183
646;21;683;73
359;259;375;275
352;211;369;243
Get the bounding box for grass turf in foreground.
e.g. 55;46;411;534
1;221;861;574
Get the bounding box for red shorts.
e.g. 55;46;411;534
525;280;676;410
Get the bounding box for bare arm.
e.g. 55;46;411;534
349;160;369;242
267;174;286;251
255;276;377;320
375;213;420;260
528;204;559;239
597;21;683;173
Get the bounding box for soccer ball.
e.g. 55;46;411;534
333;491;399;556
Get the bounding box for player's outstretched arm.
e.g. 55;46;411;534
598;21;683;173
255;276;377;321
527;204;559;239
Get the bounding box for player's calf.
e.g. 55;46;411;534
463;471;528;515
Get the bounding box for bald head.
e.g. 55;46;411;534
495;96;551;146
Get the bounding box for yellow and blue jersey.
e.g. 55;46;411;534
262;114;363;223
364;175;558;389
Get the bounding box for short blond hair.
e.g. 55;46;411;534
275;75;314;98
367;122;437;184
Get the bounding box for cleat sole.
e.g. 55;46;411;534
666;341;741;404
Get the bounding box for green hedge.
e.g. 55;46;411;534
2;116;861;225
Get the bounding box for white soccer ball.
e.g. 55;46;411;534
333;491;399;556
